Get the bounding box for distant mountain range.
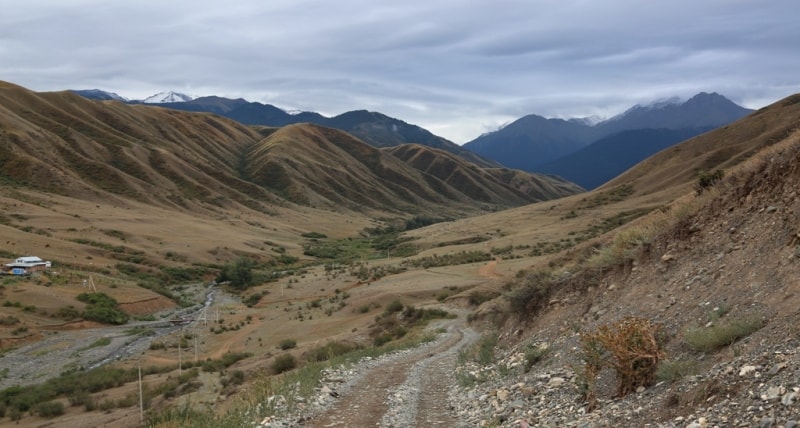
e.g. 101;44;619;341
72;89;754;190
463;92;753;188
71;90;496;168
2;81;579;218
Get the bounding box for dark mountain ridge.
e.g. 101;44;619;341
72;90;498;168
463;92;753;187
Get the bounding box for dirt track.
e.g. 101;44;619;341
303;316;476;427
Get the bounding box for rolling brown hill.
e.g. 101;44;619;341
1;81;799;427
0;81;275;212
386;144;583;205
0;82;580;220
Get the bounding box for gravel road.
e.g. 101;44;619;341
259;314;479;427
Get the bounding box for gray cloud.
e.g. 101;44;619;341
1;0;798;143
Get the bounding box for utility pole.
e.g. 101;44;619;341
138;365;143;423
178;330;182;376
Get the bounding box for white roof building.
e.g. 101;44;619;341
4;256;52;274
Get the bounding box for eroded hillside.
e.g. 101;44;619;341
449;96;800;426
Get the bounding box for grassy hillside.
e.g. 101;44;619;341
2;80;795;427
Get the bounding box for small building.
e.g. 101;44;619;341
3;256;52;276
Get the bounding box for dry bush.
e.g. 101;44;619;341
586;226;651;269
580;316;666;404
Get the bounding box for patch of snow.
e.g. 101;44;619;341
142;91;194;104
605;96;684;122
568;115;605;126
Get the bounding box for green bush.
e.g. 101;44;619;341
244;293;263;307
76;292;118;307
505;269;553;315
230;370;245;385
271;354;296;374
384;300;404;314
36;400;64;417
373;333;393;346
217;258;256;291
278;339;297;350
83;304;128;325
696;169;724;193
76;292;129;325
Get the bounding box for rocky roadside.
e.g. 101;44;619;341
448;333;799;427
248;313;798;427
249;324;800;428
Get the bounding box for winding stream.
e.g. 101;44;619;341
0;283;220;390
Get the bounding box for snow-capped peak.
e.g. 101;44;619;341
568;115;605;126
641;96;683;110
142;91;194;104
70;89;129;101
607;96;684;122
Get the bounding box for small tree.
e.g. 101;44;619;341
217;258;256;290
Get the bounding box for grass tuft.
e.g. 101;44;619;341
684;315;764;352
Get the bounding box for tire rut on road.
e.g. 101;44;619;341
304;320;474;427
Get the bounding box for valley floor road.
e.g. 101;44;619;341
260;315;478;427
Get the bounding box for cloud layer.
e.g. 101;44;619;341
2;0;798;143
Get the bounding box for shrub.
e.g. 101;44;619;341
505;269;553;315
384;299;404;314
656;359;698;382
244;293;263;307
586;227;650;269
696;169;724;193
475;333;497;365
217;258;256;291
68;390;92;407
458;333;498;365
76;292;118;307
99;399;116;411
83;304;129;325
468;290;498;306
373;333;393;347
523;344;551;372
229;370;245;385
0;316;19;326
684;315;764;352
76;292;128;325
278;339;297;350
580;317;665;402
56;306;81;320
271;354;296;374
84;396;97;411
36;400;64;417
305;341;360;362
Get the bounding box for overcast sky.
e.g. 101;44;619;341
2;1;799;144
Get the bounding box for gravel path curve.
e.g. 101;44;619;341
269;316;478;428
